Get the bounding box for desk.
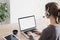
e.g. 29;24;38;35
0;23;41;40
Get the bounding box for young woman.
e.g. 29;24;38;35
27;2;60;40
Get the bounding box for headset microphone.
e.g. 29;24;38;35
43;16;45;18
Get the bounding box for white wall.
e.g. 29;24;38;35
10;0;60;31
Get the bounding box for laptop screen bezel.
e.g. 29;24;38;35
18;15;37;32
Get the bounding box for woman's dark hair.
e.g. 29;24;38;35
45;2;60;23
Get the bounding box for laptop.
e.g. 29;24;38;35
18;15;37;38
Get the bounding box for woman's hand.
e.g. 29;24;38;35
27;31;32;36
33;29;41;35
27;29;41;36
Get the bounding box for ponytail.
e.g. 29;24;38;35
58;9;60;23
54;9;60;24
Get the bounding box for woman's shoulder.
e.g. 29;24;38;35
42;25;56;34
39;25;56;40
46;25;55;30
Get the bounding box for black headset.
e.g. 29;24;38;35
43;7;51;18
47;7;51;16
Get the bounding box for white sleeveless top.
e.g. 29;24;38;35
55;23;60;40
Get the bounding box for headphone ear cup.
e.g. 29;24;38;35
47;7;51;16
47;12;51;16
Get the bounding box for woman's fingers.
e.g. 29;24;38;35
33;29;41;35
27;31;32;36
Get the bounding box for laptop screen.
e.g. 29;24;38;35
18;15;36;31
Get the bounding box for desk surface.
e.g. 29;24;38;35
0;23;41;40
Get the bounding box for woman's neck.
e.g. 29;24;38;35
50;17;57;25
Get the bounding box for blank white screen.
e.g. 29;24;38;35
19;16;36;30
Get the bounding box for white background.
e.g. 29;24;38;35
10;0;60;23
